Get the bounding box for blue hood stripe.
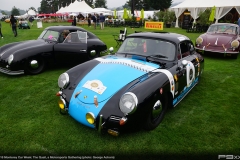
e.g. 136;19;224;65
68;56;159;128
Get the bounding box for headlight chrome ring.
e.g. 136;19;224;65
58;73;69;89
119;92;138;115
196;37;203;45
231;40;239;48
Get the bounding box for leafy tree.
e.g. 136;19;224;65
11;6;20;16
127;0;172;11
94;0;107;8
198;9;211;25
85;0;94;8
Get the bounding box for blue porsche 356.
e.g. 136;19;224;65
56;32;204;136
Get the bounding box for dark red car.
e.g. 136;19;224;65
195;23;240;59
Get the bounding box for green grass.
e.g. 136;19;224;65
0;21;240;159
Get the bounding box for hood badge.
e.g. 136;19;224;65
215;38;218;45
84;95;87;99
94;95;98;108
83;80;107;95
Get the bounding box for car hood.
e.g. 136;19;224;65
203;33;236;47
0;39;48;59
72;56;160;104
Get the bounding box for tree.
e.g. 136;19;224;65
127;0;172;11
11;6;20;16
94;0;107;8
85;0;94;8
148;0;172;11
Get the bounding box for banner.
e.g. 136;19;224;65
145;22;164;30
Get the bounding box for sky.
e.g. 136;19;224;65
0;0;184;11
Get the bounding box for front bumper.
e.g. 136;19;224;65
0;67;24;75
195;46;239;54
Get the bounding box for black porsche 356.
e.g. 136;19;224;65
56;32;204;136
0;26;107;75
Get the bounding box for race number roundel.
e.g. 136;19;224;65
186;61;195;87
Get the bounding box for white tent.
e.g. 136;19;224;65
63;1;94;13
171;0;240;27
27;9;37;16
93;8;112;14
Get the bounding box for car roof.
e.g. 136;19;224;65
127;32;191;44
44;25;96;38
210;23;239;27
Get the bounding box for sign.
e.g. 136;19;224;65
145;22;163;30
37;21;43;28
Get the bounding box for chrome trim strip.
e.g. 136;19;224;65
0;67;24;75
195;48;239;54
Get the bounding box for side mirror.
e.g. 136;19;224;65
109;47;114;55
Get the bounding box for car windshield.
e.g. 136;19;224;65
38;30;60;41
207;25;237;35
117;37;176;61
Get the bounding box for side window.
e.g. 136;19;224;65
178;41;190;60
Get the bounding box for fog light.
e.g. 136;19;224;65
86;112;95;124
58;99;66;110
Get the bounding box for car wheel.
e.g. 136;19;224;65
24;57;45;75
144;95;168;130
88;50;100;60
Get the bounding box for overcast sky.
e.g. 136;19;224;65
0;0;183;11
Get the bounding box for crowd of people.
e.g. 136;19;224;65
76;13;106;29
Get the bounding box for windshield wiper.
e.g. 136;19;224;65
146;54;168;59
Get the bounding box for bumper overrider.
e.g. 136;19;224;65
195;46;239;55
56;91;129;137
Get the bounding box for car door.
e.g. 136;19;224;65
174;41;197;100
54;31;88;64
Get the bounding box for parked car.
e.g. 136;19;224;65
18;21;30;29
195;23;240;59
56;32;204;136
0;26;107;75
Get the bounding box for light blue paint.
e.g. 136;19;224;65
68;56;160;128
173;77;199;105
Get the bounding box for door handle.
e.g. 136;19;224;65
80;49;86;52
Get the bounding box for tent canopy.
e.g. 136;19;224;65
171;0;240;27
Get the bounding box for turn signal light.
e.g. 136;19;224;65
119;117;127;126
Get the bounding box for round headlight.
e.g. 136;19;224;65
8;54;14;65
58;73;69;89
196;37;203;45
86;112;95;124
231;40;239;48
119;92;138;115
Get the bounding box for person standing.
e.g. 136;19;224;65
88;14;91;27
10;15;17;37
72;16;77;26
29;16;34;26
99;13;105;29
91;13;96;29
0;21;3;38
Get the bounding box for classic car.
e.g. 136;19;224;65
195;23;240;59
56;32;204;136
18;21;30;29
0;26;107;75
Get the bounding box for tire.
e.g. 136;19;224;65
144;94;169;130
24;57;45;75
88;50;100;60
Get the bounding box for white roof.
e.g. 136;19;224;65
27;9;36;16
172;0;240;8
93;8;112;12
63;1;94;13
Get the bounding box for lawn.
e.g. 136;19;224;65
0;21;239;160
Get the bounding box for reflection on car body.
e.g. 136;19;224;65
56;32;204;136
0;26;107;75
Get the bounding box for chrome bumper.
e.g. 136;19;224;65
0;67;24;75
